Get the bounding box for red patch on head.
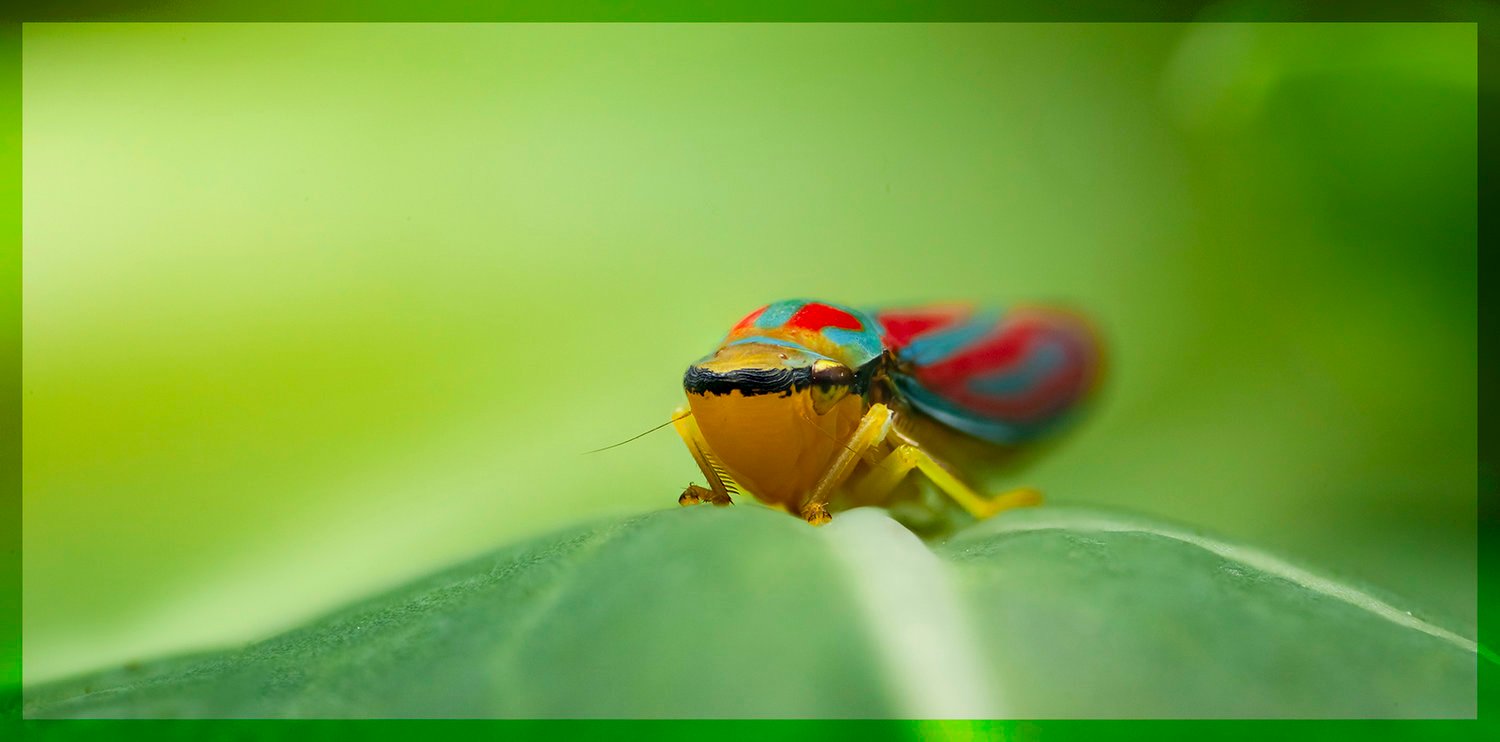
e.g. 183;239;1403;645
731;305;768;332
787;303;863;332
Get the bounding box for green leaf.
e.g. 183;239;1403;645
23;505;1477;718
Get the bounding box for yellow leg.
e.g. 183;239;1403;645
671;406;738;507
798;403;895;525
855;443;1042;520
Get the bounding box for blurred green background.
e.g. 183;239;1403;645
21;23;1476;685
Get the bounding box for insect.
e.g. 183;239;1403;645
673;299;1103;535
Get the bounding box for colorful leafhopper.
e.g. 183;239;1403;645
674;299;1103;535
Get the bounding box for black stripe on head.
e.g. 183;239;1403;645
683;365;813;398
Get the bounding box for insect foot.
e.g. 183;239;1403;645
800;502;832;526
678;485;710;507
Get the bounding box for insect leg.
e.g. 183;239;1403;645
855;444;1042;520
798;403;895;525
671;406;739;507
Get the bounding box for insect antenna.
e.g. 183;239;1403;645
584;411;692;454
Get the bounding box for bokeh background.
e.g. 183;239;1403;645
21;23;1477;685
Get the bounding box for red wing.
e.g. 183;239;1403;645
873;304;1104;445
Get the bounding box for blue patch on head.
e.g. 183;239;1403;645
821;327;884;366
753;300;803;329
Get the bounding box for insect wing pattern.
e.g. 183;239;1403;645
875;304;1104;445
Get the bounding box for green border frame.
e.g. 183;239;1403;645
2;1;1490;739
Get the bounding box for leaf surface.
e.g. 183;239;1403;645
24;506;1477;718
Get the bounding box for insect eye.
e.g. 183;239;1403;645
809;360;852;415
810;360;853;388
